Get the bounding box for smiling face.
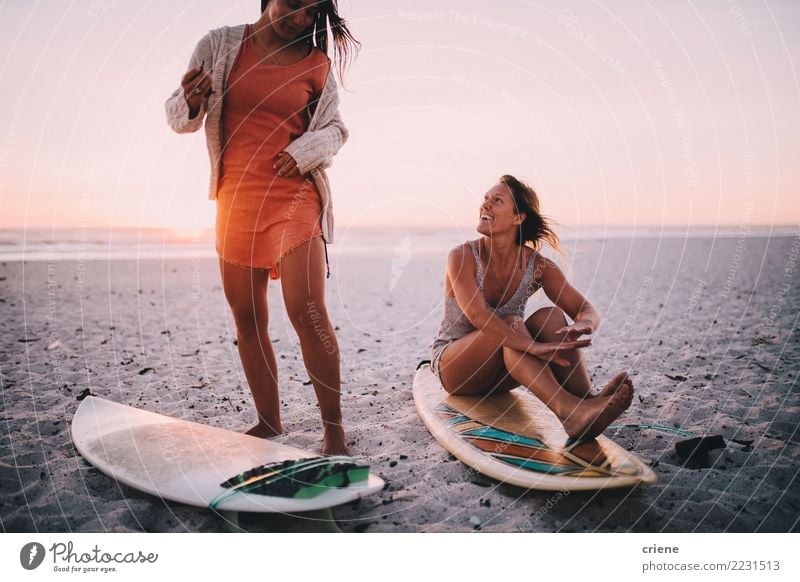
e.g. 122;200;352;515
477;183;525;238
266;0;321;41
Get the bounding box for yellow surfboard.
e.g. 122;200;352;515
413;364;656;491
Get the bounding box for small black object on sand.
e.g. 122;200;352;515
76;388;95;401
675;435;726;469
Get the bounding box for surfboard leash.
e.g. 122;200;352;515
606;423;694;438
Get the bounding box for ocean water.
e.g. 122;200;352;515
0;225;796;262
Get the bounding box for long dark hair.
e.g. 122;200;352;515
260;0;360;80
500;174;562;253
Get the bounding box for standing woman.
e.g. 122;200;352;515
165;1;359;454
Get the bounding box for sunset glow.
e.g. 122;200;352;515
1;1;797;231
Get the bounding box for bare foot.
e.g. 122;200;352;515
245;420;283;438
621;375;634;407
561;383;633;441
321;425;349;456
610;374;635;410
597;371;630;398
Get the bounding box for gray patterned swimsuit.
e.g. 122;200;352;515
431;240;542;377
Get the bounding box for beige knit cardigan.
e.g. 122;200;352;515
164;24;348;244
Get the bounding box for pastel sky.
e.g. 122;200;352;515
0;0;798;232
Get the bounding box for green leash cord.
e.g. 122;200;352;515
607;423;694;438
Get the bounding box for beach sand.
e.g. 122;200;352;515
1;234;798;532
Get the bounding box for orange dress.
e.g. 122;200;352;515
215;24;329;278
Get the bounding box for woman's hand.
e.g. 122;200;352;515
274;152;301;177
524;337;591;367
181;65;213;118
554;321;595;342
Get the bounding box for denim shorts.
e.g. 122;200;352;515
430;340;452;380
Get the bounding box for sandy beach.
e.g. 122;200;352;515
1;233;798;533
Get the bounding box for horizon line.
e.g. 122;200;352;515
2;223;797;232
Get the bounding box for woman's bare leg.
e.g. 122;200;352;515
502;345;633;440
438;317;523;395
526;307;628;398
437;310;633;439
219;258;283;437
279;237;347;456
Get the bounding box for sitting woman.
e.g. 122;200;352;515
431;175;634;441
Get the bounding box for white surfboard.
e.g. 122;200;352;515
414;365;656;491
72;396;384;513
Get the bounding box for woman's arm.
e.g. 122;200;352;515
282;71;348;173
447;245;592;365
165;33;212;134
447;246;546;353
536;254;603;335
